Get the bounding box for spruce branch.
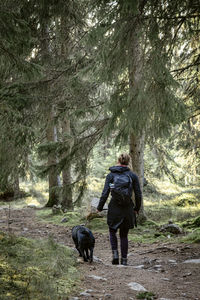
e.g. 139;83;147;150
171;61;200;74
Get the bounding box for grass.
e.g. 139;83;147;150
181;216;200;228
128;225;170;244
32;179;200;244
86;217;108;233
0;178;199;244
36;208;86;227
180;228;200;243
0;181;48;209
143;179;200;224
136;291;156;300
0;231;80;300
36;207;109;234
1;178;199;299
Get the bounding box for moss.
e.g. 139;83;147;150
181;229;200;243
87;217;108;233
143;219;159;227
128;224;176;244
175;195;198;207
181;216;200;228
36;208;85;227
136;291;156;299
193;216;200;227
0;232;80;300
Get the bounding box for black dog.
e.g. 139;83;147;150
72;225;95;262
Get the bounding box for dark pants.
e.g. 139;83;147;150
109;224;129;258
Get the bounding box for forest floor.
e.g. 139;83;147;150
0;207;199;300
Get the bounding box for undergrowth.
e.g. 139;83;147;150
0;232;79;300
143;180;200;224
35;206;200;244
36;208;86;227
181;228;200;243
136;291;156;300
1;179;200;244
36;208;108;233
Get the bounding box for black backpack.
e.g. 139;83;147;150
110;173;132;206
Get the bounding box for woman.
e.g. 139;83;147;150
97;153;142;265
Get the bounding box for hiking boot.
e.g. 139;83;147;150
112;250;119;265
121;257;127;266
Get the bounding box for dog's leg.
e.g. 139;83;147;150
80;248;88;262
89;247;94;263
77;248;82;257
86;249;89;260
74;242;82;257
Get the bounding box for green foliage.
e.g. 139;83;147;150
175;195;199;207
30;177;200;244
0;0;41;195
181;216;200;229
0;232;79;300
143;178;200;223
181;229;200;244
88;0;194;143
36;208;85;227
36;207;109;233
87;217;108;233
129;226;164;244
0;0;199;211
136;291;156;300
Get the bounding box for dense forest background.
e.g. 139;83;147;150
0;0;200;219
0;1;200;299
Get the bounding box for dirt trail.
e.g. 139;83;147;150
0;207;199;300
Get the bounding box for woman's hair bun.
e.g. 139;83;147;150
118;153;130;165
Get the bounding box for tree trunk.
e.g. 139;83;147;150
61;119;73;210
62;167;73;210
58;16;73;210
129;133;145;214
38;8;60;207
45;108;60;207
13;172;20;198
128;15;146;221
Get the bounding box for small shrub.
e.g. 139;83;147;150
176;197;198;207
181;216;200;228
87;217;108;232
0;232;79;300
144;219;159;227
136;291;156;299
181;229;200;243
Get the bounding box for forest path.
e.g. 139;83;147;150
0;207;199;300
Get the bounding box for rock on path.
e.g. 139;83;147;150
127;282;147;292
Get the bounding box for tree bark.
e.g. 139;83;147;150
61;119;73;210
62;168;73;210
38;7;60;207
128;15;146;221
129;133;145;215
58;16;73;210
45;107;60;207
13;172;20;198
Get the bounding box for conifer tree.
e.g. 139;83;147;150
87;0;199;217
34;0;102;208
0;0;39;197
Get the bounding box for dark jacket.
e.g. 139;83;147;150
97;166;142;230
